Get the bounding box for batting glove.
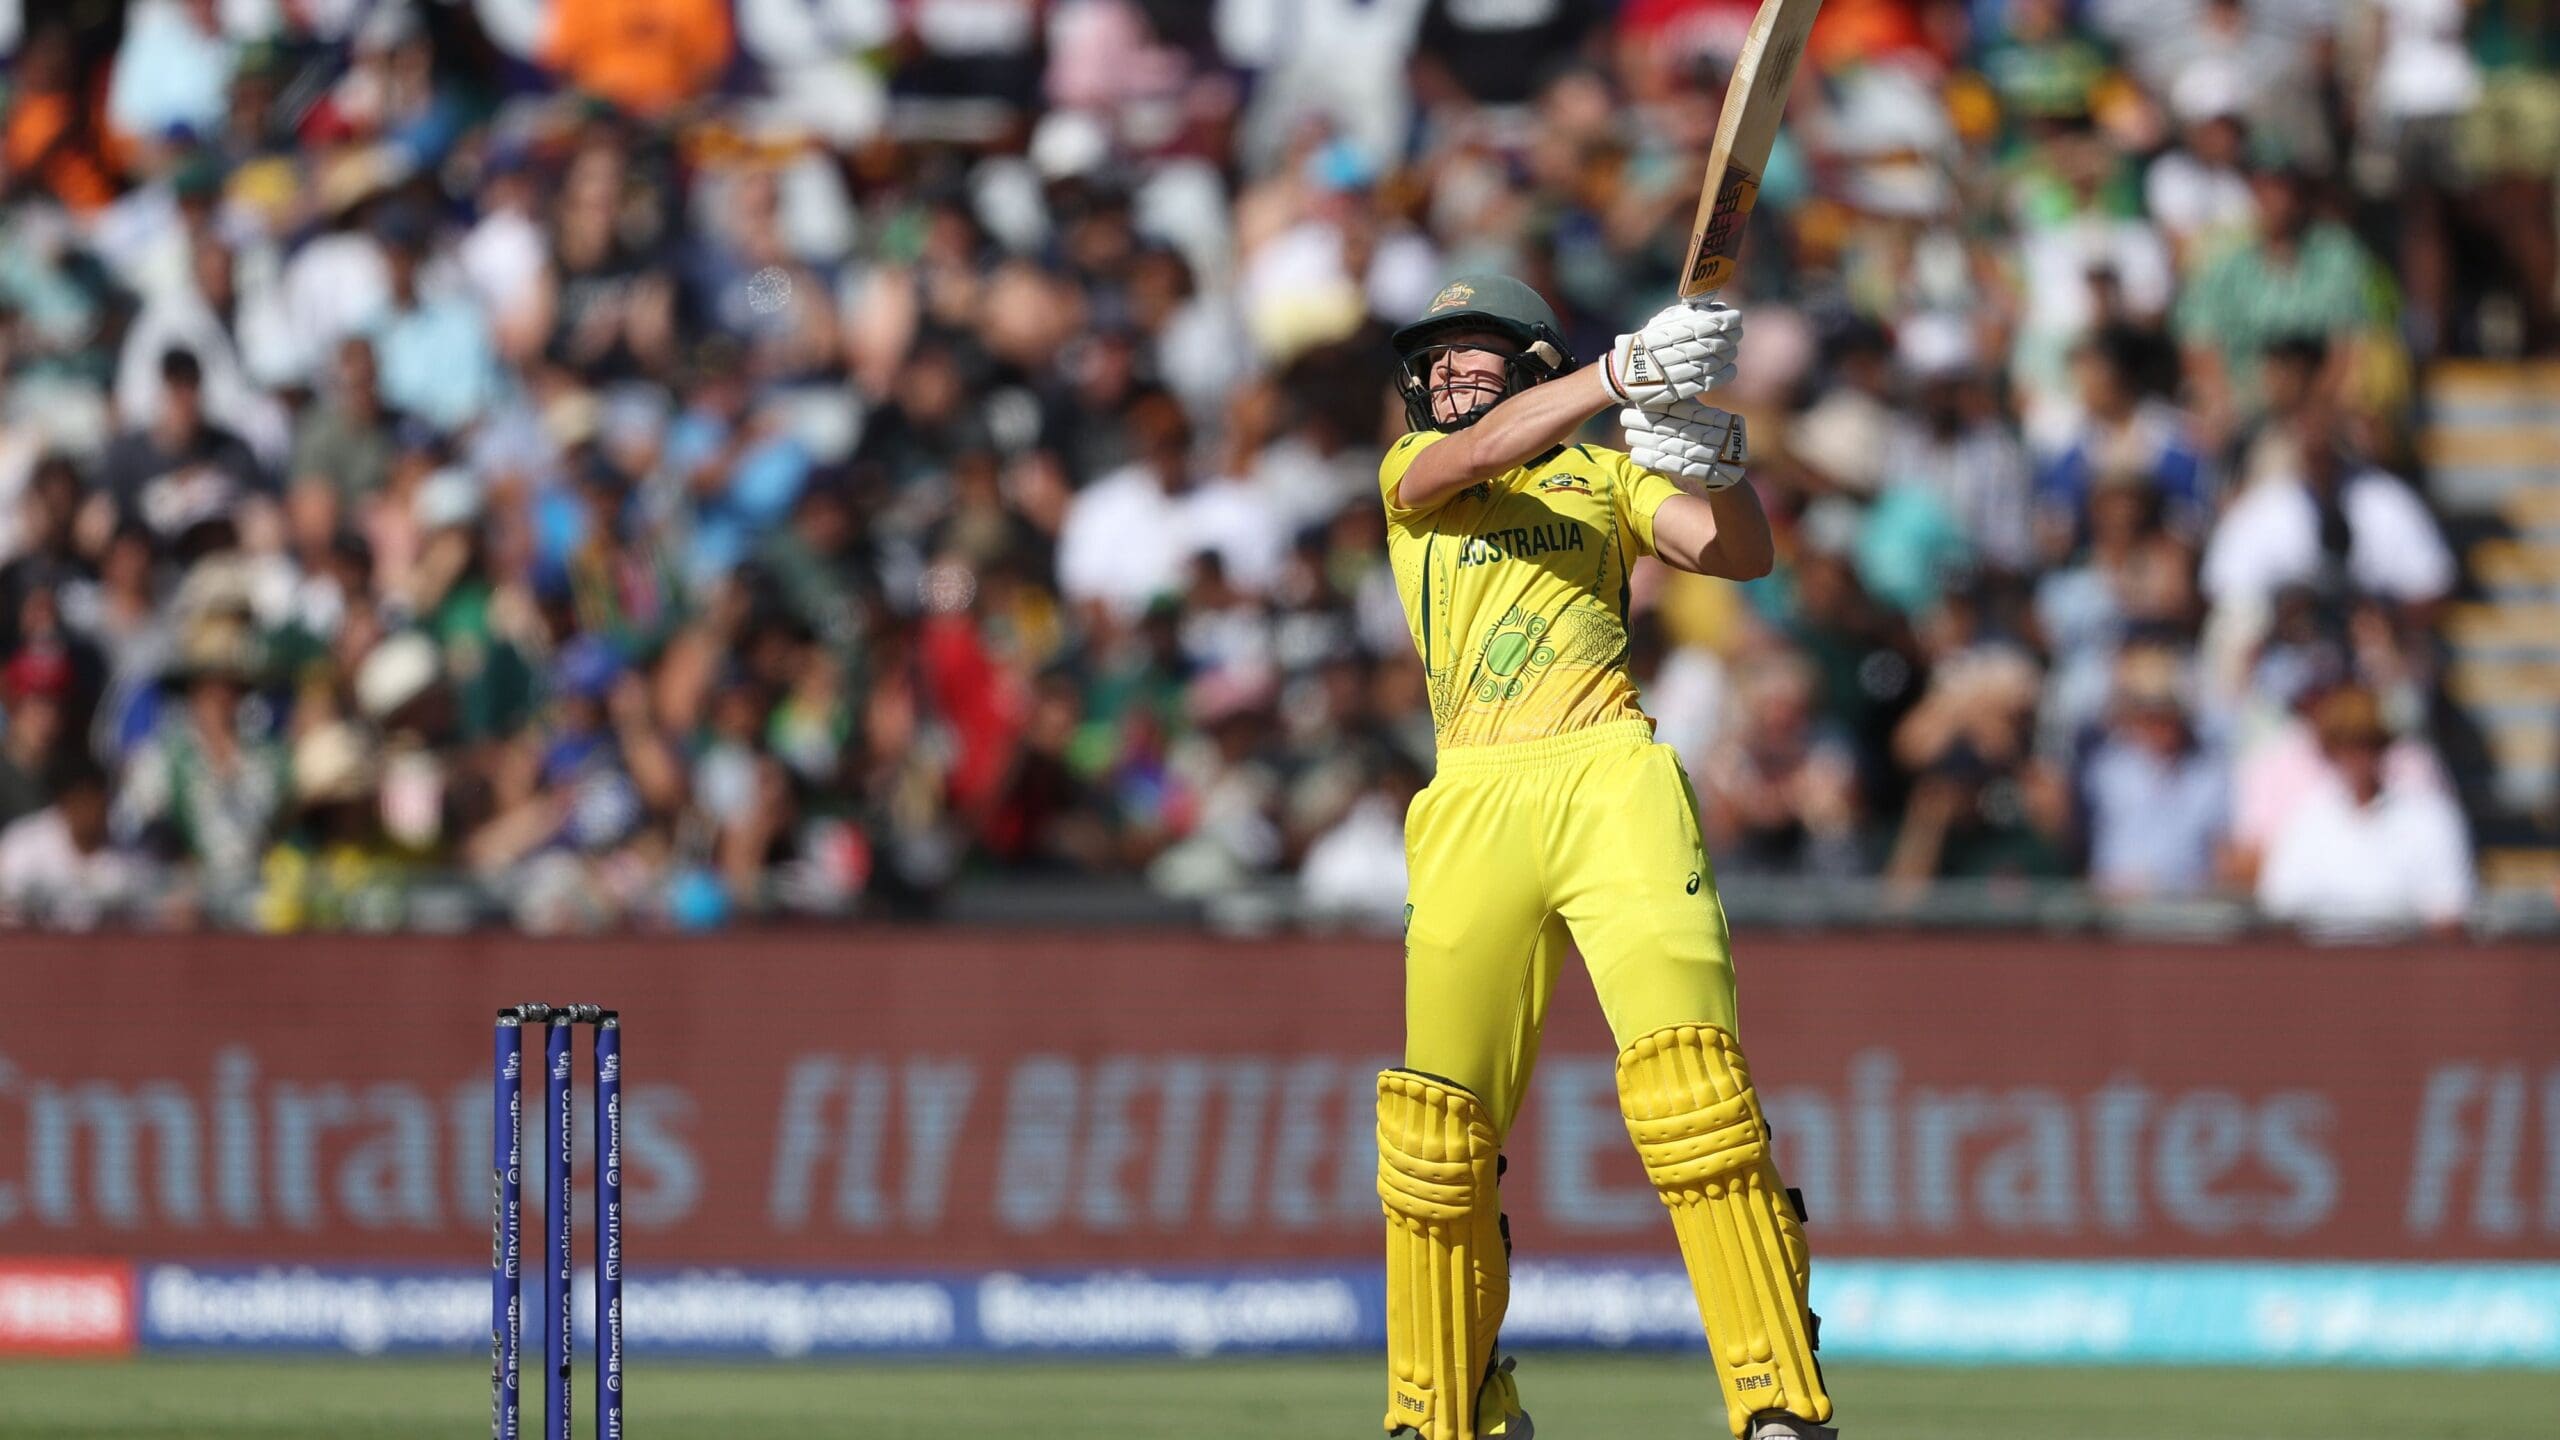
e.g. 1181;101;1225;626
1601;302;1742;409
1623;400;1749;492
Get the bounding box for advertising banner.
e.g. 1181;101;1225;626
123;1259;2560;1367
3;932;2556;1276
0;1258;135;1355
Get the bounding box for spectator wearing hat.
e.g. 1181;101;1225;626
113;606;287;900
2257;685;2472;934
257;716;394;932
2079;644;2226;898
357;631;458;856
2226;661;2451;887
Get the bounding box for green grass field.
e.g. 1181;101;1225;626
3;1356;2555;1439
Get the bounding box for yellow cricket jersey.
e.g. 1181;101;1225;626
1380;429;1688;749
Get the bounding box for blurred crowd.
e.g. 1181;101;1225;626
0;0;2548;933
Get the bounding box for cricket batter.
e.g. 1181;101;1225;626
1374;275;1835;1440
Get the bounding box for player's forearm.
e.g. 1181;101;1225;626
1395;368;1614;511
1698;483;1773;579
1650;483;1773;580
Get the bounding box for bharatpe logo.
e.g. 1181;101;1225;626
1456;522;1587;568
1429;281;1476;312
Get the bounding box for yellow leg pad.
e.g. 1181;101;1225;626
1618;1024;1832;1439
1376;1071;1507;1440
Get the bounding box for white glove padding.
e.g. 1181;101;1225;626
1602;302;1743;409
1622;401;1749;492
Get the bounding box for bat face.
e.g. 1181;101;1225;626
1679;0;1824;301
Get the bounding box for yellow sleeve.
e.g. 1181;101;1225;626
1606;447;1687;557
1379;430;1451;522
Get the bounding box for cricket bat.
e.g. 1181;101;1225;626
1677;0;1825;302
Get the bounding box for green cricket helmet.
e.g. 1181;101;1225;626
1390;274;1576;432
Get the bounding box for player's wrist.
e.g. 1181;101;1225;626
1602;335;1654;406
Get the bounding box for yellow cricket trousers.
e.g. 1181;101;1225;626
1400;719;1740;1137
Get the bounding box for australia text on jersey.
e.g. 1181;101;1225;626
1455;521;1590;568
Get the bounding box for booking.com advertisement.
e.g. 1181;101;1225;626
3;933;2556;1366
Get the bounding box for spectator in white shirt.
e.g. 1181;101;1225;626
2202;410;2454;611
0;761;150;930
107;0;234;150
1299;752;1421;925
2229;658;2447;884
2364;0;2483;357
2257;686;2472;935
114;228;292;462
2147;69;2259;268
1057;391;1199;622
